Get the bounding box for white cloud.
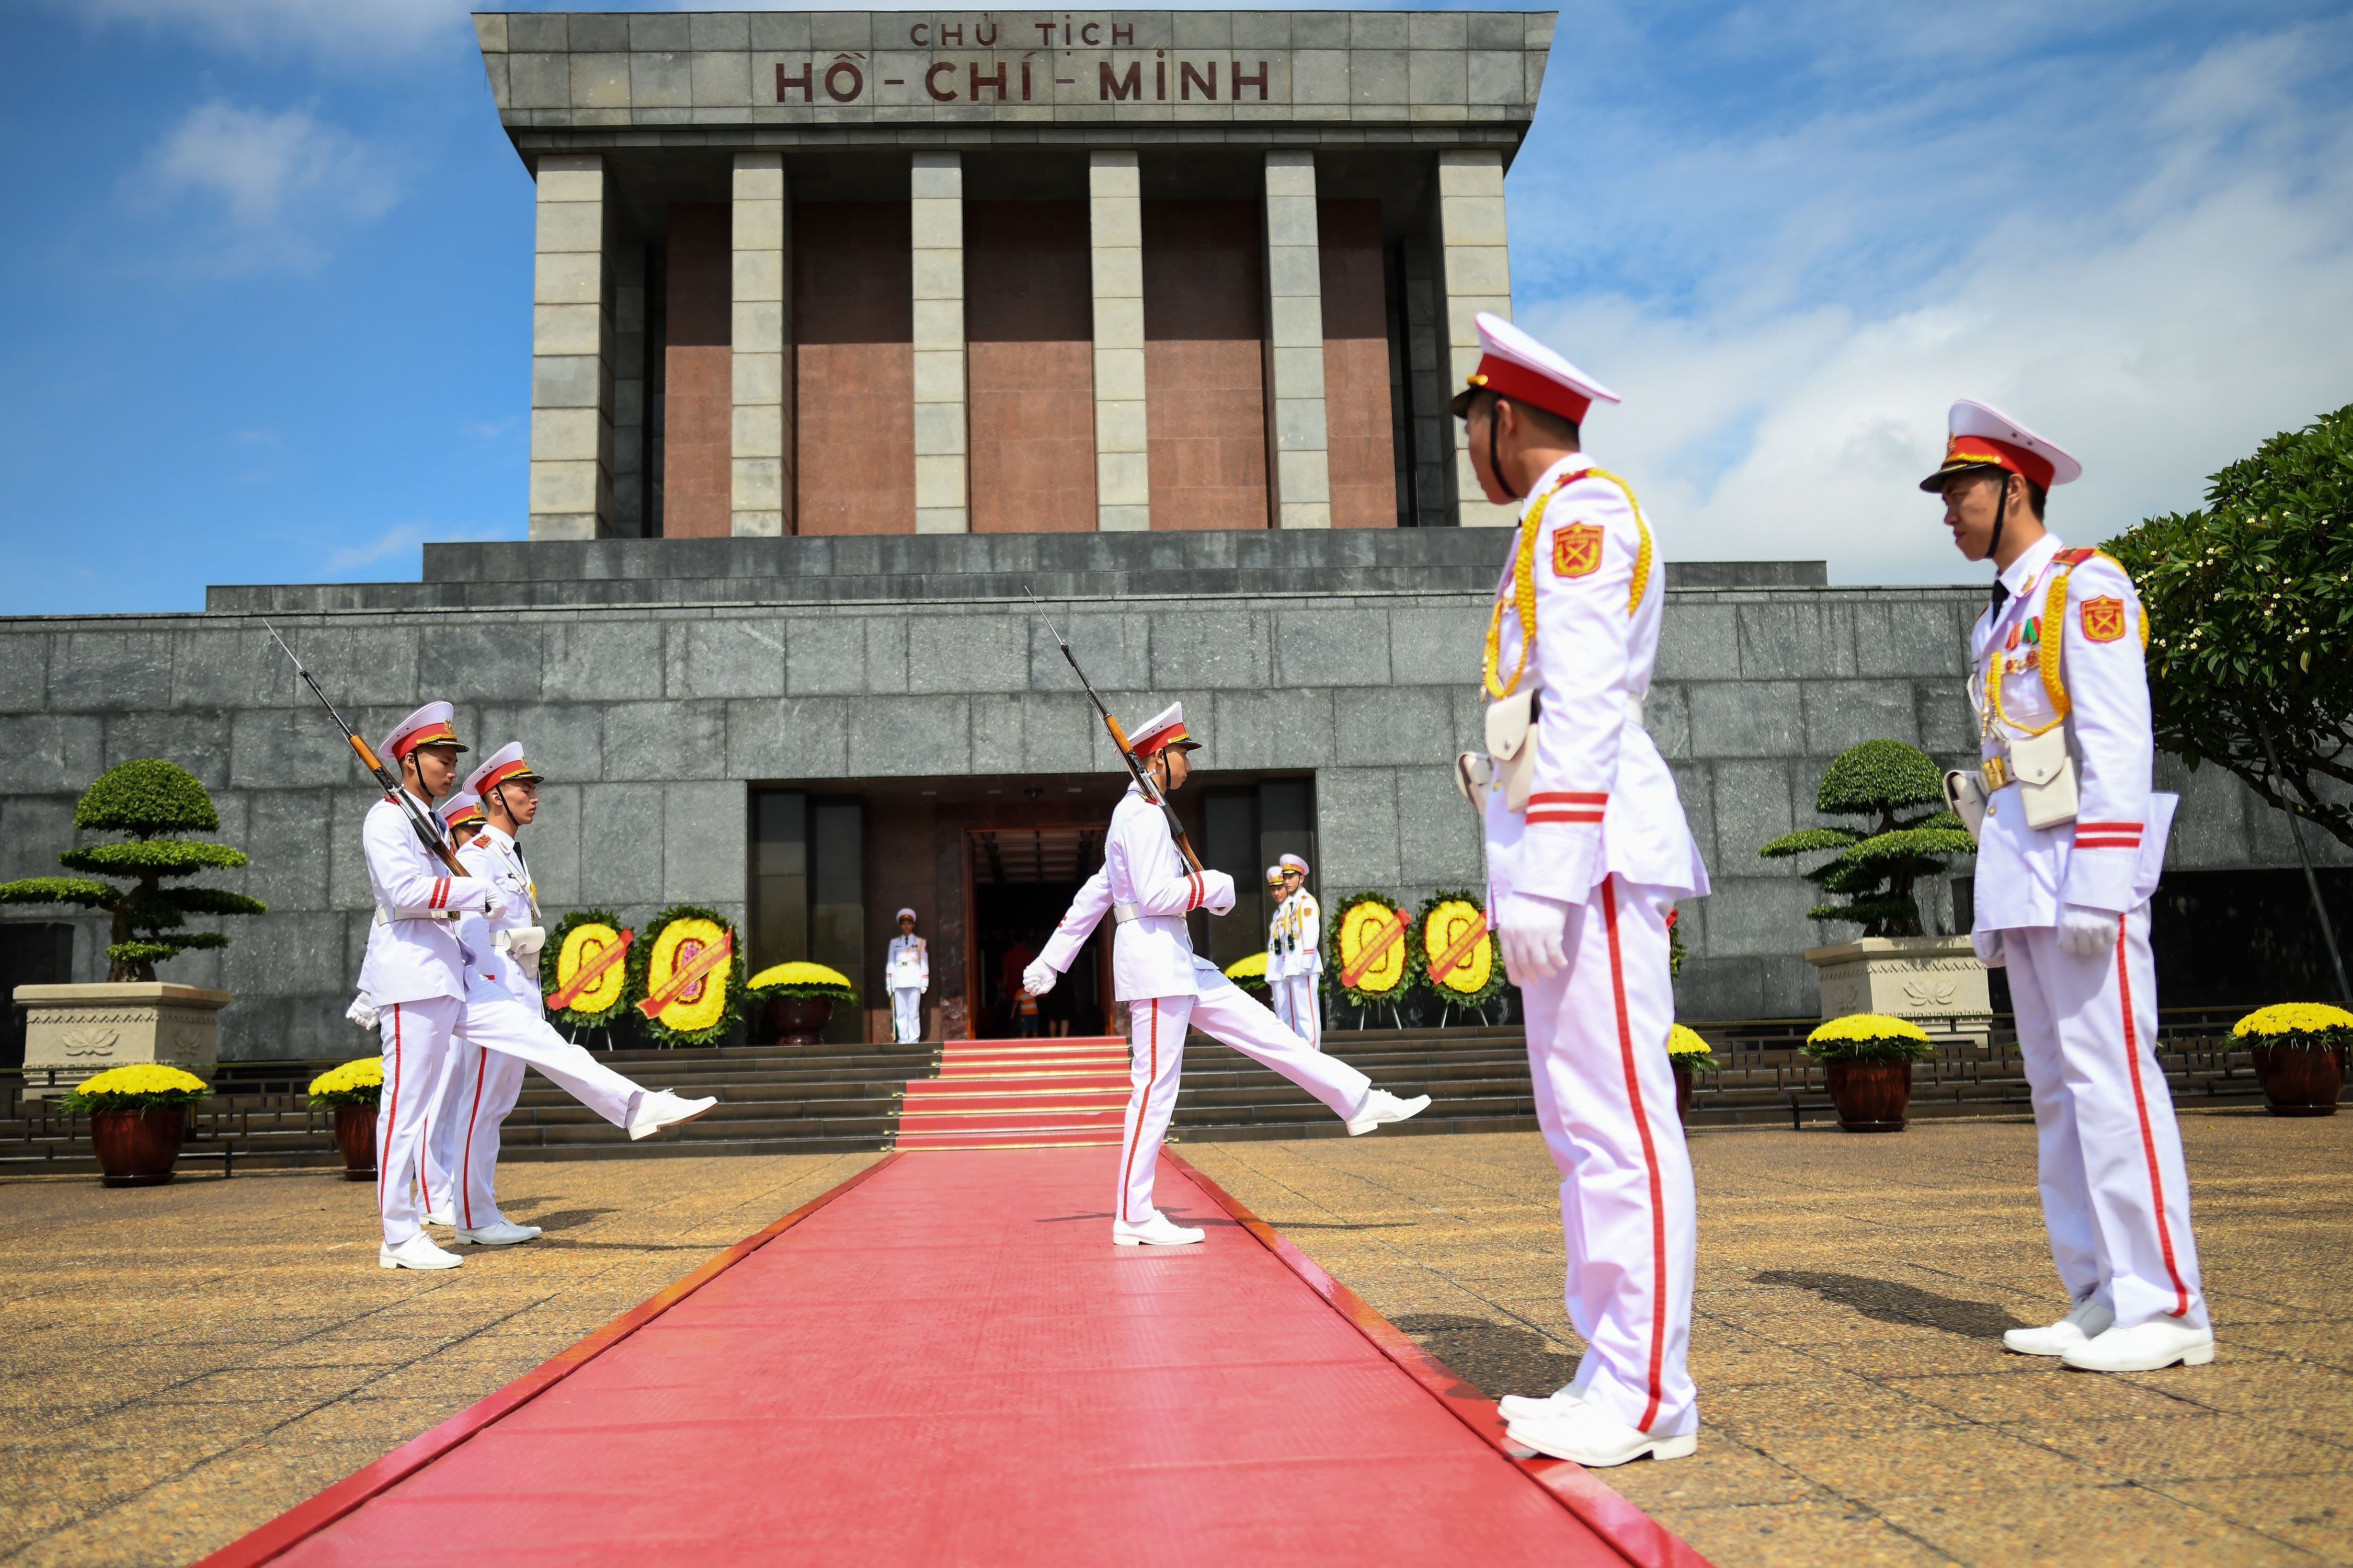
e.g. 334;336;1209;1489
317;519;515;575
132;100;399;270
1512;13;2353;584
66;0;472;61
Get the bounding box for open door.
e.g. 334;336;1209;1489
965;826;1111;1038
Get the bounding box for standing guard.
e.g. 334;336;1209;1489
418;790;486;1230
1274;854;1324;1051
1451;315;1712;1466
1263;866;1292;1031
1928;399;2210;1372
888;909;929;1046
1023;704;1429;1247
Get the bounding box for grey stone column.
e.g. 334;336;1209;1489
1435;148;1518;528
730;152;790;538
1403;237;1449;528
910;153;968;535
530;153;613;541
1263;151;1330;530
1089;151;1149;532
611;240;646;536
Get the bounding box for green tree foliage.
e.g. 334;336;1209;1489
0;760;266;981
2106;404;2353;850
1758;740;1977;937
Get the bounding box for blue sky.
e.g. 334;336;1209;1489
2;0;2349;614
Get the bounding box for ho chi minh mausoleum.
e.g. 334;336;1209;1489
0;9;2344;1064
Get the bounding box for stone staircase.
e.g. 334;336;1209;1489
0;1018;2289;1178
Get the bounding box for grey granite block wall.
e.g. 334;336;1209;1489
2;578;2338;1058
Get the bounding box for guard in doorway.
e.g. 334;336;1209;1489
1274;854;1324;1051
888;909;929;1045
1452;315;1711;1467
1024;702;1429;1249
1928;399;2210;1373
1263;865;1292;1031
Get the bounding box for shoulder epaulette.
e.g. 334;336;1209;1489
2037;548;2148;716
470;834;492;848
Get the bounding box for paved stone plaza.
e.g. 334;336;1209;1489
1;1116;2344;1565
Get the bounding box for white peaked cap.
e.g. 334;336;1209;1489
1921;399;2083;491
381;701;463;763
1449;312;1621;425
437;791;484;829
1126;701;1198;757
896;907;917;922
1279;853;1310;875
1266;865;1287;885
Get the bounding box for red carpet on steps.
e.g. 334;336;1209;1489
895;1035;1131;1150
205;1148;1704;1568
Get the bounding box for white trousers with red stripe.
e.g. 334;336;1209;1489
2003;907;2208;1332
1276;975;1322;1051
1116;972;1372;1226
375;997;459;1247
422;1043;528;1229
1520;876;1697;1439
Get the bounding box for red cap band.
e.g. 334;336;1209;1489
1468;353;1594;426
1945;434;2055;490
390;724;459;762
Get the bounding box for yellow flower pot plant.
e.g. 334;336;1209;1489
307;1057;385;1181
61;1064;210;1186
2232;1004;2352;1118
1665;1024;1720;1127
747;961;858;1047
1802;1014;1935;1133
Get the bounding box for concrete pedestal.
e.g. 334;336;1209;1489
14;984;230;1099
1804;937;1992;1047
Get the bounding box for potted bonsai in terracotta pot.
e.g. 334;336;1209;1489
1760;741;1987;1040
61;1063;211;1186
748;962;859;1047
1666;1024;1719;1126
308;1056;384;1179
1;760;265;1097
1802;1013;1936;1132
2232;1003;2351;1116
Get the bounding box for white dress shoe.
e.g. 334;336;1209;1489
455;1220;542;1247
378;1234;463;1271
2061;1321;2215;1372
627;1090;719;1141
2004;1298;2115;1356
1346;1090;1432;1136
1112;1212;1206;1247
1506;1402;1696;1467
422;1209;455;1228
1497;1384;1584;1423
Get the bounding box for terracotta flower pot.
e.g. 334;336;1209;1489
1671;1061;1694;1126
1824;1059;1913;1133
2250;1043;2346;1118
89;1106;187;1186
335;1104;379;1180
769;995;835;1047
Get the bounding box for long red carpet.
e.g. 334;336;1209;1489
207;1149;1701;1567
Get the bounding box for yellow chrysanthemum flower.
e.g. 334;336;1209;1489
307;1057;385;1097
646;917;731;1033
1224;951;1270;981
1666;1024;1715;1058
552;922;630;1014
1421;898;1494;995
1808;1013;1931;1046
748;961;855;991
2232;1003;2353;1038
74;1064;209;1097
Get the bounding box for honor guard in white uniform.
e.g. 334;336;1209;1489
1274;854;1324;1051
1450;315;1712;1467
1928;400;2211;1372
1262;867;1292;1030
416;790;487;1230
1024;704;1430;1247
887;909;929;1045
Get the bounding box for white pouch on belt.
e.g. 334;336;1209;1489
1943;769;1988;842
2007;727;2079;830
1484;689;1538;814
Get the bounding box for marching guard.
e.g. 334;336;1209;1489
1273;854;1324;1051
1928;400;2211;1371
1451;315;1712;1466
1024;704;1429;1247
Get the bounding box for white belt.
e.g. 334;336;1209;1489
375;906;459;925
1113;901;1142;924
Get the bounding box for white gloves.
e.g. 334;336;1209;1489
345;992;380;1031
1200;869;1237;916
2058;903;2120;958
1495;891;1573;982
1969;929;2005;969
1022;959;1058;997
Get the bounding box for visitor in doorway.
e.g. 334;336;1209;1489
1015;986;1042;1037
887;908;929;1046
999;935;1036;1036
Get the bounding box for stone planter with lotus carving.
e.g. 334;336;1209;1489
1804;937;1992;1045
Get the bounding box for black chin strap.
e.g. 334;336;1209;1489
1986;470;2011;613
1488;400;1526;501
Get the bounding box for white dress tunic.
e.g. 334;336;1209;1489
1037;785;1372;1226
887;934;929;1045
1479;455;1708;1440
1276;889;1323;1051
1969;532;2206;1334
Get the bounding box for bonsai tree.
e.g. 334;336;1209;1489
2107;403;2353;850
0;759;266;981
1759;740;1977;937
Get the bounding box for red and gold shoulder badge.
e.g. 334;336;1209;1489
2080;597;2127;643
1551;522;1604;579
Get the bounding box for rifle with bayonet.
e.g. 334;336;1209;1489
1026;588;1205;874
261;622;468;876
